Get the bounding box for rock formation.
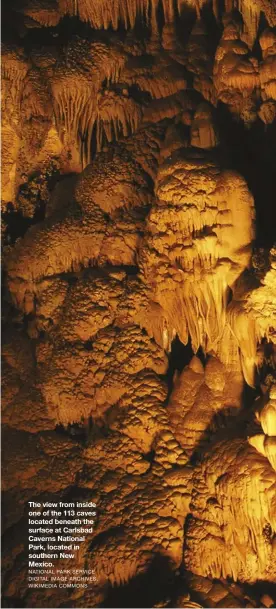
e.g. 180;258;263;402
1;0;276;607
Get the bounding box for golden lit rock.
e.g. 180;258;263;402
1;1;276;607
260;29;276;102
213;12;259;123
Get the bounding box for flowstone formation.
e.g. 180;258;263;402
1;0;276;607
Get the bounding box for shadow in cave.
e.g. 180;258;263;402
2;205;36;245
217;103;276;248
242;580;276;604
189;381;261;466
165;330;268;465
166;336;265;465
1;598;27;608
99;553;180;608
166;335;205;397
55;421;88;444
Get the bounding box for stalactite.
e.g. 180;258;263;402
124;55;186;101
184;20;216;105
194;0;201;19
97;94;142;150
58;0;265;31
162;0;174;22
238;0;261;48
58;0;151;29
259;29;276;101
19;0;61;27
150;0;158;32
53;82;95;142
1;44;30;107
177;0;207;15
1;45;31;205
227;304;259;386
225;0;234;11
50;35;131;167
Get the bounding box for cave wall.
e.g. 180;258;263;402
1;0;276;607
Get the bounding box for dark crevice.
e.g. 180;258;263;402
55;422;87;443
166;335;204;396
100;553;180;608
2;208;35;245
217;102;276;248
89;526;126;552
83;339;93;351
142;448;155;463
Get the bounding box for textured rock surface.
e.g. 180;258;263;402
1;0;276;607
